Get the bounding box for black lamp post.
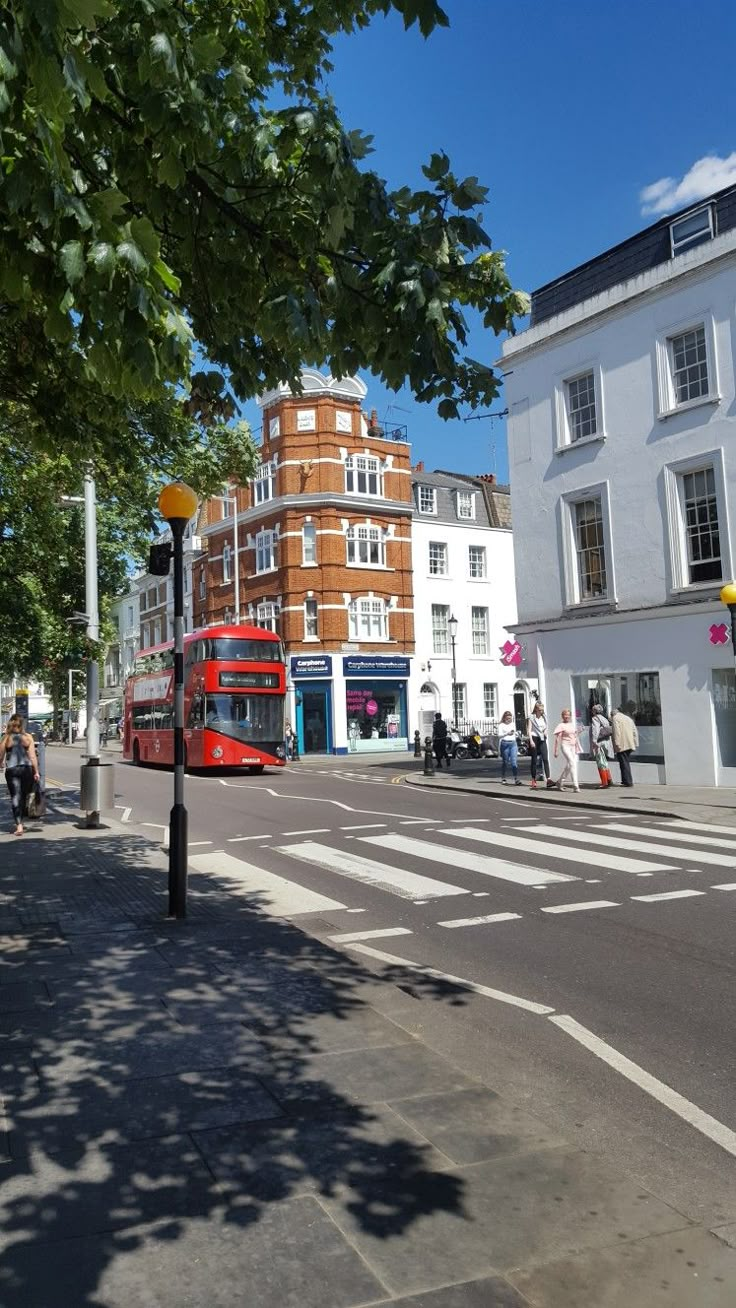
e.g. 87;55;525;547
448;613;459;726
158;482;198;919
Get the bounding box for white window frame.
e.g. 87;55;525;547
483;682;498;720
348;596;389;642
253;459;276;505
468;545;486;579
456;490;475;521
304;597;319;640
663;448;731;592
431;603;450;655
199;573;206;600
560;482;616;608
255;529;277;575
256;601;280;633
670;204;713;257
268;416;280;439
346;523;385;567
655;311;720;419
554;360;605;452
452;682;467;721
222;542;232;584
345;454;383;497
428;541;448;576
418;485;437;515
302;522;317;566
471;606;489;656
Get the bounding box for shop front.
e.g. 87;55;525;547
343;655;410;752
290;655;333;755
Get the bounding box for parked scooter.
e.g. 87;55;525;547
453;730;483;760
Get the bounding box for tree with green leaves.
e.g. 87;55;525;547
0;0;528;440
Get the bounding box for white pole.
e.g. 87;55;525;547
231;488;240;624
84;470;100;763
68;668;73;745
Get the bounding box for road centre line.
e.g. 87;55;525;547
282;828;331;835
442;827;670;875
542;900;619;914
340;823;387;830
217;780;437;823
596;821;736;851
632;889;705;902
522;823;736;869
327;927;412;943
438;912;521;929
345;943;555;1015
549;1015;736;1160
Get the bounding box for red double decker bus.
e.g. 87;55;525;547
123;624;287;773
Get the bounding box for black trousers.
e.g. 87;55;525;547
5;766;33;824
529;739;550;780
433;740;450;768
616;750;633;786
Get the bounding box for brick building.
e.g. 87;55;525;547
192;371;415;755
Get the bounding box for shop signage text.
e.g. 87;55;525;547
343;656;410;678
290;655;332;678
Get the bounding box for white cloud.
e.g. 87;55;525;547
640;152;736;216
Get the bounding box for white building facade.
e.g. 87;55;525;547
409;469;524;738
503;185;736;785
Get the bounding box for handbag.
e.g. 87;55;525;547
26;780;45;819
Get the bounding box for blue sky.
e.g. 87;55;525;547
241;0;736;482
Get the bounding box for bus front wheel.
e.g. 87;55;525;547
247;765;265;776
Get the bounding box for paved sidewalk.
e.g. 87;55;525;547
1;799;735;1306
403;760;736;827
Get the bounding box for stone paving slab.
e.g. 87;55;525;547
318;1146;694;1298
263;1042;479;1112
0;1136;218;1249
388;1087;569;1166
30;1025;270;1086
0;980;52;1013
385;1279;531;1307
508;1226;736;1307
0;1199;389;1308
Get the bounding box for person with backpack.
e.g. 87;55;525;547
590;703;614;788
0;715;41;835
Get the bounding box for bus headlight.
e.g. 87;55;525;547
211;746;224;759
276;745;285;758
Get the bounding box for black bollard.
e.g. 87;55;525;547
413;729;422;758
423;736;435;777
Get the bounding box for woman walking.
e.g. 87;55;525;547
498;710;522;786
552;708;582;791
590;703;614;788
527;701;553;789
0;715;40;835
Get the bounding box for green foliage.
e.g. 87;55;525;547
1;0;526;429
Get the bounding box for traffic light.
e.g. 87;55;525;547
149;542;173;576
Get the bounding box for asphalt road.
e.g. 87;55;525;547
43;746;736;1223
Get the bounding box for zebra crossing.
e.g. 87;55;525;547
188;816;736;938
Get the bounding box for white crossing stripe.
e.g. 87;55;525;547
542;900;619;914
277;842;467;900
713;883;736;890
327;927;412;943
442;827;669;875
438;913;521;929
188;852;346;916
631;889;705;902
360;832;576;887
662;820;736;838
521;823;735;869
596;821;736;851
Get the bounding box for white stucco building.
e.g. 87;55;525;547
503;184;736;785
409;469;524;738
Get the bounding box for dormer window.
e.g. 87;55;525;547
418;485;436;514
457;490;475;520
670;205;713;258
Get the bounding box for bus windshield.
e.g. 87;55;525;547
212;638;284;663
206;693;284;742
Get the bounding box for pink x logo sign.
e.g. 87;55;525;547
709;623;729;646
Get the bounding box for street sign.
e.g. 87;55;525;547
500;639;523;667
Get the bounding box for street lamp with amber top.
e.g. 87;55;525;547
159;482;198;919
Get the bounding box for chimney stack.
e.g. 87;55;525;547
414;460;425;472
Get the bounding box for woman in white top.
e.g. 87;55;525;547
526;701;552;789
497;710;522;786
553;708;582;792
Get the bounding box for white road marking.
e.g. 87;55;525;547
438;913;521;929
585;878;602;883
282;828;331;835
340;823;387;831
362;832;576;887
549;1014;736;1160
401;818;442;825
412;900;428;905
523;823;736;869
115;805;132;823
327;927;412;943
663;819;736;837
596;821;736;851
218;781;435;823
188;841;214;847
542;900;619;914
188;851;346;916
635;872;654;877
278;842;468;900
472;892;490;897
443;826;669;875
346;944;555;1015
227;834;273;842
448;817;490;823
631;889;705;903
345;907;367;913
713;882;736;890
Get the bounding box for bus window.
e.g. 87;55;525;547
188;694;204;727
211;638;283;662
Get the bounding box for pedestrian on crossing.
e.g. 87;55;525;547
611;706;638;786
498;711;522;785
553;708;582;791
432;713;451;769
590;703;614;788
526;701;553;789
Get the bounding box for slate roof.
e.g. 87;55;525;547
411;469;511;530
